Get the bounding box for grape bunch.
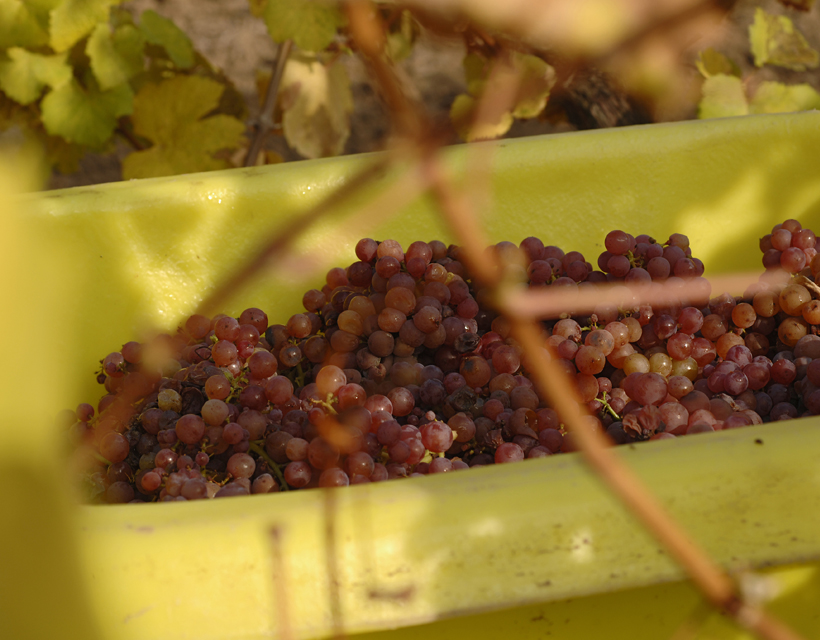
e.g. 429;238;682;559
64;219;820;504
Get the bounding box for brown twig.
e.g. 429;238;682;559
592;0;737;67
344;0;426;140
212;2;804;638
429;159;805;639
244;39;293;168
412;19;804;632
501;271;768;320
425;156;806;640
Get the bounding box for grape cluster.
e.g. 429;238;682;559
65;219;820;504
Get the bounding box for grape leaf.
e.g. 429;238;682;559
41;77;132;146
280;54;352;158
0;0;50;47
750;81;820;114
139;9;194;69
452;51;553;139
0;48;71;104
122;75;246;179
697;74;748;119
87;23;145;90
49;0;120;53
510;51;555;119
695;48;740;78
450;93;514;142
749;8;819;71
263;0;344;52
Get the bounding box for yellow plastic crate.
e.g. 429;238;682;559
3;112;820;640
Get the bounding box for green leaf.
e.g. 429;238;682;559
280;54;352;158
87;23;145;90
695;48;740;78
0;0;50;47
749;81;820;114
122;75;246;179
139;9;194;69
49;0;120;53
749;7;819;71
113;24;145;75
263;0;344;52
41;77;132;146
697;74;748;119
510;52;555;119
0;48;71;104
450;92;513;142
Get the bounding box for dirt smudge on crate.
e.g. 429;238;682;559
123;604;155;623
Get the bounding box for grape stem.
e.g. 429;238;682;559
249;441;289;491
598;391;621;420
310;394;338;416
795;274;820;299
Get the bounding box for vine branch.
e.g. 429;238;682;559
244;39;293;168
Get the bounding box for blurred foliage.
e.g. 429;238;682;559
749;7;818;70
697;5;820;121
0;0;818;186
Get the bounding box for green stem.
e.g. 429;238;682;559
599;391;621;421
311;394;338;415
249;442;289;491
295;362;307;389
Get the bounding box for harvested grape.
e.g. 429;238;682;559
69;222;820;504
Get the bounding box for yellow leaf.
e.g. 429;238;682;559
695;48;740;79
280;54;352;158
41;77;131;147
450;92;513;142
0;48;71;104
749;7;818;71
697;74;748;120
510;52;555;119
749;81;820;114
50;0;120;53
264;0;344;52
86;23;145;90
0;0;50;48
122;75;246;178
